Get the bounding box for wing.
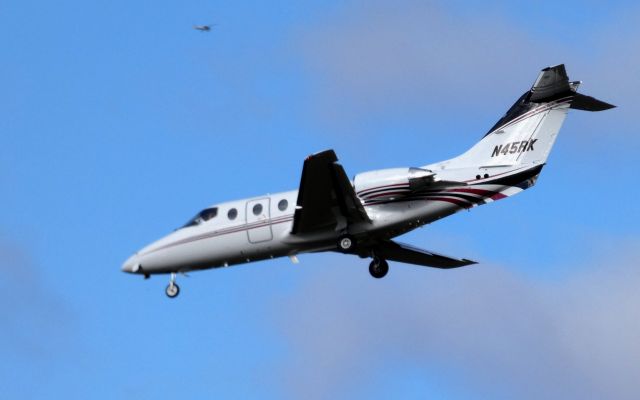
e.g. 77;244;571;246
373;240;476;269
291;149;370;235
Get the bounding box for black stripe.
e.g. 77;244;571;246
364;165;544;206
360;189;411;200
357;184;410;197
484;93;572;138
144;216;295;255
401;192;482;204
483;164;544;186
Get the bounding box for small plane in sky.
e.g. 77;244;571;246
193;24;213;32
122;64;614;298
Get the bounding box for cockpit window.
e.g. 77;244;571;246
183;207;218;228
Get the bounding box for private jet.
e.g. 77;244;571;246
193;24;214;32
122;64;614;298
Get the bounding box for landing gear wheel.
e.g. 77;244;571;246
165;283;180;298
369;258;389;279
165;272;180;298
338;235;356;252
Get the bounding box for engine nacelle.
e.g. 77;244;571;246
354;167;437;202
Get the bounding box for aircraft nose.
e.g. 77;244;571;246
121;254;141;273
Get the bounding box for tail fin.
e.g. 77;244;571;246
445;64;614;169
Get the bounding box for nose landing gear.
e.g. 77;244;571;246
165;272;180;298
369;257;389;279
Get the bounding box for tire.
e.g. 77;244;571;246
369;258;389;279
165;283;180;298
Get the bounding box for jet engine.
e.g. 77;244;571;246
354;167;438;202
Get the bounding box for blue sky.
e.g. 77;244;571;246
2;1;639;398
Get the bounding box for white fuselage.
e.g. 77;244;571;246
121;64;615;298
121;162;535;275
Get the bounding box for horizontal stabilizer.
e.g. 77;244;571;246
373;240;476;269
528;64;615;110
570;93;616;111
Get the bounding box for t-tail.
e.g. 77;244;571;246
441;64;614;171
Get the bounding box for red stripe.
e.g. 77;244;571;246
364;190;411;199
144;217;294;255
448;188;498;196
365;196;471;207
424;197;471;208
492;97;571;133
357;183;410;196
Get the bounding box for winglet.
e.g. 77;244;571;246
292;149;369;235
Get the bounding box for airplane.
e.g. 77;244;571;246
122;64;614;298
193;24;213;32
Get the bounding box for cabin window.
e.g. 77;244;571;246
252;203;263;215
227;208;238;220
278;199;288;211
183;207;218;227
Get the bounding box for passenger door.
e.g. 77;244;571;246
246;198;273;243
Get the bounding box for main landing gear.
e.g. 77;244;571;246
165;272;180;298
336;235;389;278
369;257;389;279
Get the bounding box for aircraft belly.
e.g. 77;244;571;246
363;179;532;237
366;200;457;232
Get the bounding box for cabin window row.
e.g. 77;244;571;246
230;199;289;220
248;199;289;216
184;199;290;227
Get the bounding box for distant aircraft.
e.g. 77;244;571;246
122;64;614;298
193;24;213;32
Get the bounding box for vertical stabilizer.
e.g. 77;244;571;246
442;64;614;170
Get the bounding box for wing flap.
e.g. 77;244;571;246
374;240;476;269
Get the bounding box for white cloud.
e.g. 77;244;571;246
0;239;71;360
297;1;559;126
295;0;635;135
270;240;640;399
